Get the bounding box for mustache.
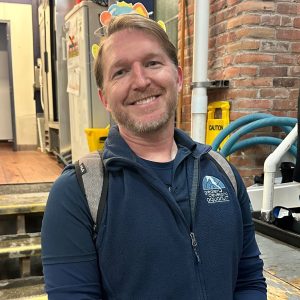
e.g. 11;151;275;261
126;89;164;105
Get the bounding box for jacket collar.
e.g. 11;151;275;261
103;125;211;160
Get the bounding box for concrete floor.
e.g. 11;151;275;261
256;232;300;299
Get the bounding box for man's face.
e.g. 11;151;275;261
99;29;182;135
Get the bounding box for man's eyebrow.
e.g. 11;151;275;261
107;52;166;75
143;52;163;60
108;58;130;70
111;52;163;67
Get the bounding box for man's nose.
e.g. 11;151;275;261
131;63;151;90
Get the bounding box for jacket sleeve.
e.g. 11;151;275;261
232;167;267;300
41;167;102;300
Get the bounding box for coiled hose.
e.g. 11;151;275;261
211;113;297;158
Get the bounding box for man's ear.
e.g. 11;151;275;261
98;89;111;112
177;66;183;93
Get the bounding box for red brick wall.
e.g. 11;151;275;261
178;0;300;186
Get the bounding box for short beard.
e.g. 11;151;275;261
111;103;176;135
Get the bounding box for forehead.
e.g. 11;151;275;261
102;28;167;63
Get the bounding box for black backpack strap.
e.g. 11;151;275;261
74;151;108;239
208;149;237;196
96;163;108;236
74;160;86;194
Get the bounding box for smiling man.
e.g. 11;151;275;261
42;14;267;300
98;28;181;137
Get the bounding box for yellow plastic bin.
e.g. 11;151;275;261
85;125;110;152
206;101;230;151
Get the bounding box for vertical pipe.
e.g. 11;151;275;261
191;0;209;143
177;0;186;129
261;124;298;222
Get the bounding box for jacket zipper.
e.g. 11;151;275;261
190;227;208;300
190;232;200;263
189;157;201;264
189;157;208;300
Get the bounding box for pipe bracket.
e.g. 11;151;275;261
191;80;229;89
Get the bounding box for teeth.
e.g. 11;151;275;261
134;96;156;105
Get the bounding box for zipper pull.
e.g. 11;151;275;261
93;223;98;241
190;232;200;263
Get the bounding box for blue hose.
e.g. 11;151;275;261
212;113;293;151
223;136;297;157
220;117;297;156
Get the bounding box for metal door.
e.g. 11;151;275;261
0;22;16;146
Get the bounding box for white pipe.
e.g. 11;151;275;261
261;124;298;222
191;0;209;143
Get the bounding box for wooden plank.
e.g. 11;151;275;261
265;271;300;299
0;275;46;300
18;296;47;300
0;147;62;184
17;152;61;183
0;275;44;288
0;183;52;195
0;192;48;215
0;233;41;258
17;215;26;234
1;162;26;184
20;257;31;277
18;164;42;183
0;164;7;184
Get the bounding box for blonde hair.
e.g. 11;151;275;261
94;14;178;89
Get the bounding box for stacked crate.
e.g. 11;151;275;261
0;183;51;300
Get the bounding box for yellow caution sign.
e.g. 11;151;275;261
206;101;230;151
85;125;110;152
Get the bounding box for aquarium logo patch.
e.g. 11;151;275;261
202;176;229;204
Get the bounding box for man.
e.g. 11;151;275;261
42;14;267;300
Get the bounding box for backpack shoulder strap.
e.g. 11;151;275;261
74;151;108;237
208;149;237;196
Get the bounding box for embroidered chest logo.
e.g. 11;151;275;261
202;176;229;204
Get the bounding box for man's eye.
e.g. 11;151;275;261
113;69;126;78
146;61;160;67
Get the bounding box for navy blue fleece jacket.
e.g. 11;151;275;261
42;126;266;299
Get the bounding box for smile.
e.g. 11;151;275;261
131;95;159;105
